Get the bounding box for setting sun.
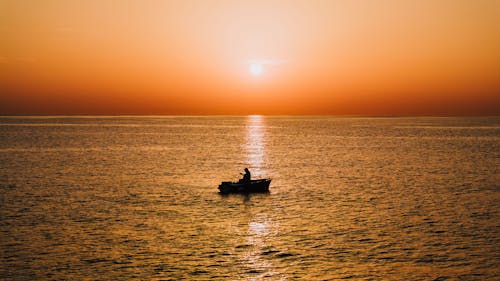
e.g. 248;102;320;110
249;63;263;76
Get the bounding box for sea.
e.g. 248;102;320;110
0;116;499;280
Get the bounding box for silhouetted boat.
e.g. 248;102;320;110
218;179;271;194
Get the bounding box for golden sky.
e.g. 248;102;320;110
1;0;499;115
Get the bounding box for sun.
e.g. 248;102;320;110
249;63;263;76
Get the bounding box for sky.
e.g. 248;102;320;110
1;0;499;115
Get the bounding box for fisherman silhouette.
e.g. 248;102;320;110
239;168;251;183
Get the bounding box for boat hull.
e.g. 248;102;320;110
218;179;271;194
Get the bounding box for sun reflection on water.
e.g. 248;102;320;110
239;116;285;279
245;115;266;177
240;213;285;280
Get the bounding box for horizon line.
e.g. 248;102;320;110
1;114;499;118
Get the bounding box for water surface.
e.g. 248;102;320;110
0;116;499;280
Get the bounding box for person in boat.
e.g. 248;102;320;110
239;168;251;183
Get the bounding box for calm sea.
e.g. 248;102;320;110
0;116;499;280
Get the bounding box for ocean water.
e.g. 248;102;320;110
0;116;499;280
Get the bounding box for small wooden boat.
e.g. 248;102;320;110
218;178;271;194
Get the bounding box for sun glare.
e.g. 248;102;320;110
249;63;263;76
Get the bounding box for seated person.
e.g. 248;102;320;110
239;168;251;183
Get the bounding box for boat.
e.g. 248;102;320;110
218;178;271;194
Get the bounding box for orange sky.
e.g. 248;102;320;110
1;0;499;115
